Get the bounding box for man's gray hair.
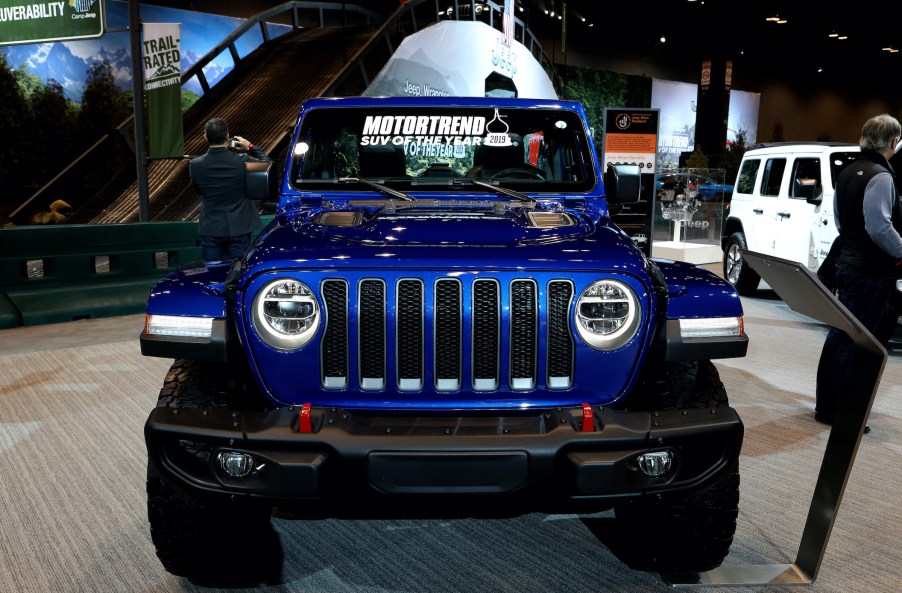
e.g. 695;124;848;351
859;113;902;152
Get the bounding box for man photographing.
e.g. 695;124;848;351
189;117;272;260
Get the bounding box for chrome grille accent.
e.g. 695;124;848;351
319;276;575;392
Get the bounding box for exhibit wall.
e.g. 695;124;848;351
0;0;291;103
651;78;760;170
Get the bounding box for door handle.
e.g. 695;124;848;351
778;211;791;219
753;208;763;214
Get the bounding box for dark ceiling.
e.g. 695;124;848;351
151;0;901;97
522;0;900;96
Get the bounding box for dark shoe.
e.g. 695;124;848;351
814;413;833;426
815;413;871;434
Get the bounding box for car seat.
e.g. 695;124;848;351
467;135;525;178
358;144;408;178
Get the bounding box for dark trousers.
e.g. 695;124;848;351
815;267;897;420
201;233;252;260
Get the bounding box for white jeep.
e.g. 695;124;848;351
721;142;860;295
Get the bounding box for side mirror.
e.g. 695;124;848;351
246;160;277;201
795;178;822;204
603;164;641;204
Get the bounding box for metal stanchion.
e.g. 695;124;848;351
664;250;886;587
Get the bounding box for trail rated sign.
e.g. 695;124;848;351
0;0;104;47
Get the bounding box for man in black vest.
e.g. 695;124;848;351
190;117;272;260
815;114;902;432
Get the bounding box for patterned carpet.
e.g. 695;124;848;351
1;292;900;593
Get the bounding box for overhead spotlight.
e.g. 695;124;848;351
660;36;666;43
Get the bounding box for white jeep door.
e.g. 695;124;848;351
773;156;828;270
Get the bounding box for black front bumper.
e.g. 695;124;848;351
145;404;742;512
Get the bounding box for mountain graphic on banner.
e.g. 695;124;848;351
148;63;180;81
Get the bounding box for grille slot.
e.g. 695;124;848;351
321;280;349;388
320;276;576;393
472;279;500;391
359;280;386;390
434;279;462;391
510;280;538;390
396;279;424;391
546;281;575;388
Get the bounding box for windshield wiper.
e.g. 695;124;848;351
449;178;536;204
337;177;415;201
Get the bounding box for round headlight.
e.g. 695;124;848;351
252;278;320;350
575;279;640;350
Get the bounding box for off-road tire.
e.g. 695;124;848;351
614;360;740;573
147;359;276;582
723;231;760;296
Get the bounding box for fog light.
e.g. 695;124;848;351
636;451;672;477
218;452;256;478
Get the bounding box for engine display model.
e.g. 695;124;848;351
141;96;748;581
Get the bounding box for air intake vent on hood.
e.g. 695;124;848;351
317;211;363;227
527;212;575;228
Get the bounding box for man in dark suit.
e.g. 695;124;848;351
190;117;272;260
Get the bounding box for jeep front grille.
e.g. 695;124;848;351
321;277;574;392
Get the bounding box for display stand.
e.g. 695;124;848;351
651;220;723;263
662;250;886;587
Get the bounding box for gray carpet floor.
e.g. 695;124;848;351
1;291;900;593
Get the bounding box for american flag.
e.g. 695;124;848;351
502;0;514;47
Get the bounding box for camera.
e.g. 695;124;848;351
228;137;240;149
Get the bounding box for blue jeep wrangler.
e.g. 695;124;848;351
141;96;748;580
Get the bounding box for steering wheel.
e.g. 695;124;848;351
490;167;546;181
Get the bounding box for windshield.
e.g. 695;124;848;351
289;105;597;194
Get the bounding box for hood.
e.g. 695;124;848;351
244;205;647;275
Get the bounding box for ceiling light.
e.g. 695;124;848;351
766;15;780;22
837;35;847;40
777;18;787;24
828;31;838;38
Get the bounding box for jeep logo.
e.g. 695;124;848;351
686;220;710;229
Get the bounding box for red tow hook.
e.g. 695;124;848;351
581;403;595;432
298;403;312;433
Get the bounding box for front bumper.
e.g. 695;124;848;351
145;404;742;512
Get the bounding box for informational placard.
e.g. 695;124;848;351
602;108;659;257
0;0;104;46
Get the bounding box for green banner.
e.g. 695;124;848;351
143;22;184;160
0;0;104;46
